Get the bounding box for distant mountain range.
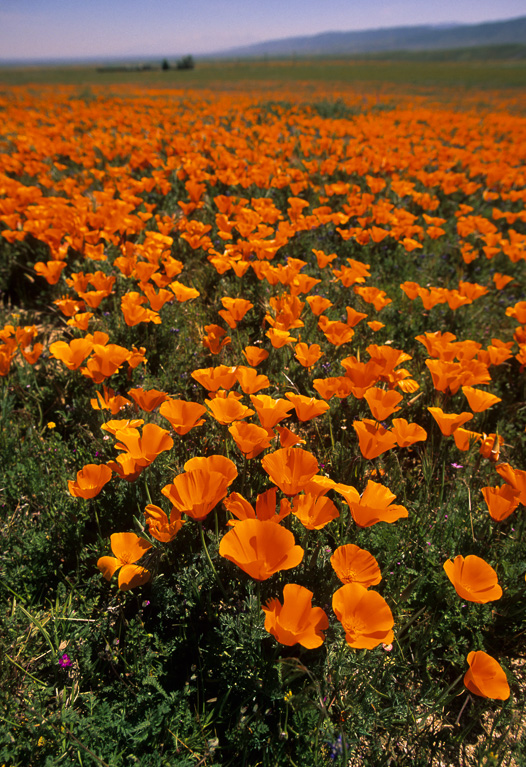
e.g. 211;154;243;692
211;16;526;58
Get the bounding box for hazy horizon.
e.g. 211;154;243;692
1;0;525;62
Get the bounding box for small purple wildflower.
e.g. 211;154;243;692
59;653;72;668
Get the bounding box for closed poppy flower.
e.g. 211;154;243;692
285;392;330;422
353;419;397;459
464;651;510;700
262;447;319;496
106;453;144;482
68;463;112;499
263;584;329;648
275;425;305;448
169;280;200;302
364;387;403;421
242;346;269;366
266;328;296;348
219;519;303;580
306;294;333;315
291;493;339;530
202;324;231;355
452;427;482;451
228;421;272;458
97;532;151;590
428;407;474;436
331;544;382;587
332;583;394;649
128;387;168;412
479;433;504;462
481;485;521;522
144;504;184;542
461;386;502;412
443;555;502;603
159;398;207;435
496;463;526;504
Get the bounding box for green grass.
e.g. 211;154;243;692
1;52;526;89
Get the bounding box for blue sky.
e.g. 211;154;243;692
1;0;525;61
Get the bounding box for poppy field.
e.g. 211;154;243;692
1;78;526;766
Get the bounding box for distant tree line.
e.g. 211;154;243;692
97;56;195;74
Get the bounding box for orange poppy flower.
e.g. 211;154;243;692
242;346;269;366
228;421;272;458
276;424;305;447
202;324;231;355
101;418;144;437
97;532;151;590
191;365;238;392
266;328;296;348
106;453;144;483
353;419;397;459
428;407;473;436
331;544;382;587
219;519;303;580
34;260;66;284
443;555;502;603
161;469;231;521
90;386;132;415
285;392;330;422
82;343;130;383
332;583;394;649
68;463;112;499
206;392;254;425
452;427;482;451
169;281;200;302
218;297;253;328
461;386;501;412
144;504;184;542
224;487;290;526
184;454;238;486
391;418;427;447
306;295;333;315
364;387;403;421
49;338;94;370
262;447;319;496
235;366;270;394
481;485;521;522
345;480;408;528
496;463;526;504
159;398;207;435
250;394;294;430
291;493;339;530
294;342;323;368
464;651;510;700
114;423;174;468
128;387;168;412
479;433;504;462
263;584;329;648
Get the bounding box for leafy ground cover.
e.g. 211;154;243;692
1;80;526;766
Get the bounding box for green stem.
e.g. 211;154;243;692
198;522;227;599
